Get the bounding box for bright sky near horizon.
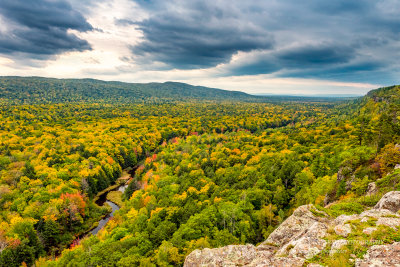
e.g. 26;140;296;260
0;0;399;95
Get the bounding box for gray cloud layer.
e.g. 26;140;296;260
0;0;92;57
0;0;399;85
129;0;400;84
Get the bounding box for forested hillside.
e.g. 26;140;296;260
0;80;399;266
0;77;259;104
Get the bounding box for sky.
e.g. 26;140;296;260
0;0;399;95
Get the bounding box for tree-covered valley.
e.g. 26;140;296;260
0;78;399;266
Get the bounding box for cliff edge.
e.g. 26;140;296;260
184;191;400;267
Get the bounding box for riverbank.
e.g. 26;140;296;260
93;169;130;204
106;191;124;207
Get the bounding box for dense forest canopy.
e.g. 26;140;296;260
0;78;399;266
0;77;259;104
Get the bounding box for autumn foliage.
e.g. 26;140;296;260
0;85;400;266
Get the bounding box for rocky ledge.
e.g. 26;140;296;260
184;191;400;267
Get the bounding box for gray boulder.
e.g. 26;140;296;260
263;205;328;247
374;191;400;212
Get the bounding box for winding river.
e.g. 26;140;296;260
69;170;133;248
89;172;131;235
90;184;127;235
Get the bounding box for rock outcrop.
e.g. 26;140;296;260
184;244;305;267
334;223;352;237
262;204;328;247
184;191;400;267
356;242;400;267
276;221;328;259
374;191;400;212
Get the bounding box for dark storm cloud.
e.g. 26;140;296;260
281;61;387;81
131;1;274;68
130;0;400;84
0;0;93;57
277;45;355;67
226;44;356;76
228;59;280;76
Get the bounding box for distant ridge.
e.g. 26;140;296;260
0;76;259;104
0;76;369;104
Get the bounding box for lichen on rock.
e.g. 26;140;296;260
334;223;352;237
355;242;400;267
